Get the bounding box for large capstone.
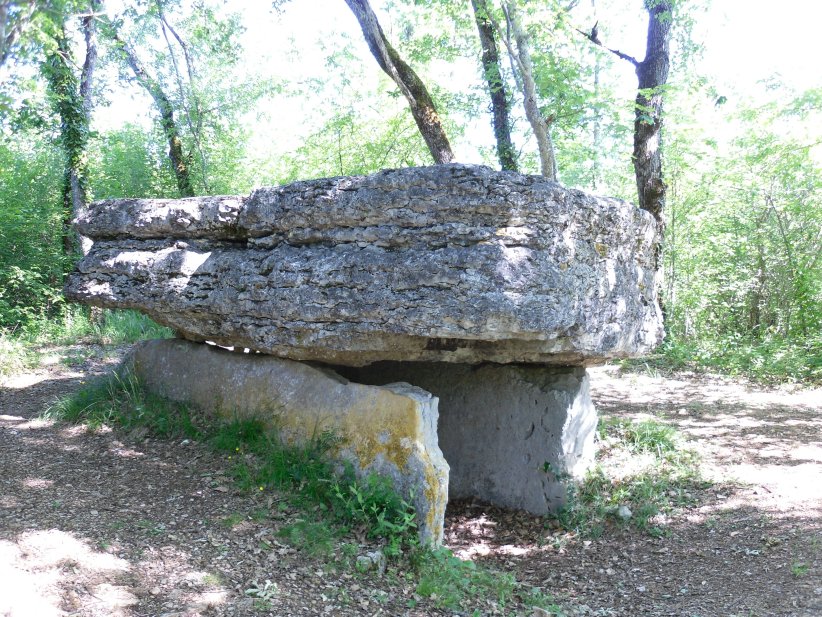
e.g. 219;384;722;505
65;164;663;366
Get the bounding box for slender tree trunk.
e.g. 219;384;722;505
344;0;455;165
43;10;97;258
589;0;602;190
71;0;101;256
157;1;211;192
501;1;557;180
1;0;36;69
633;0;672;225
470;0;517;172
106;21;194;196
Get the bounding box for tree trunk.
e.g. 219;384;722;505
633;0;672;225
501;1;557;180
71;0;101;256
344;0;455;165
43;14;95;258
0;0;36;69
106;22;195;197
470;0;517;172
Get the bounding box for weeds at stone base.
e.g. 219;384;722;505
44;372;565;614
553;417;709;538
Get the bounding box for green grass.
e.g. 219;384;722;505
1;308;172;379
45;375;419;555
33;307;174;346
277;519;337;557
554;417;707;537
599;417;679;456
43;371;201;438
409;546;564;615
624;335;822;385
0;331;40;378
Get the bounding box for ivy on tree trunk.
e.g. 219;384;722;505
471;0;517;172
344;0;455;165
43;18;92;257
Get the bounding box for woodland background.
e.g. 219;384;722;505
1;0;820;383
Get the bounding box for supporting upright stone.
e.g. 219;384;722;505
123;339;449;545
341;363;597;513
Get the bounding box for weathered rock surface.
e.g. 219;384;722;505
66;164;663;366
340;362;597;513
123;339;449;545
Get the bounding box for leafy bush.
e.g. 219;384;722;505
632;335;822;384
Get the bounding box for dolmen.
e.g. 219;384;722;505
65;164;663;544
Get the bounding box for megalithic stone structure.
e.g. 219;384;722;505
65;164;664;544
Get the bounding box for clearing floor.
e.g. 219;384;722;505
1;345;820;616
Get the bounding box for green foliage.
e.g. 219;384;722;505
650;335;822;384
555;417;706;537
215;417;419;554
409;546;563;614
662;86;822;383
333;474;418;556
89;124;178;199
0;130;66;328
276;108;431;182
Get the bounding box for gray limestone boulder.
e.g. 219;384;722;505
340;362;597;513
66;164;663;366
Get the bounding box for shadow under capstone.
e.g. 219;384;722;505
335;361;598;514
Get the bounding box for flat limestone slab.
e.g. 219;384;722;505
340;362;597;513
66;164;663;367
123;339;449;545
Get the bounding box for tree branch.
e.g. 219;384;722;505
575;25;639;67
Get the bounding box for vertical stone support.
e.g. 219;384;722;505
343;363;598;513
124;339;449;545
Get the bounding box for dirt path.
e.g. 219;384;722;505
1;349;820;616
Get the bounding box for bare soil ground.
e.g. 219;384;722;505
1;345;820;617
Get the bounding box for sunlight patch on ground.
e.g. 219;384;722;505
17;529;130;571
1;417;53;430
21;477;54;489
0;530;130;617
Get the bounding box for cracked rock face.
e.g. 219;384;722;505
65;164;663;366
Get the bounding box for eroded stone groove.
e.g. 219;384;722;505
66;164;663;367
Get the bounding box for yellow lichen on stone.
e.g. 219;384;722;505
127;339;449;545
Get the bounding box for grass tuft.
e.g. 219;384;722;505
43;371;201;438
0;331;39;378
555;417;707;537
